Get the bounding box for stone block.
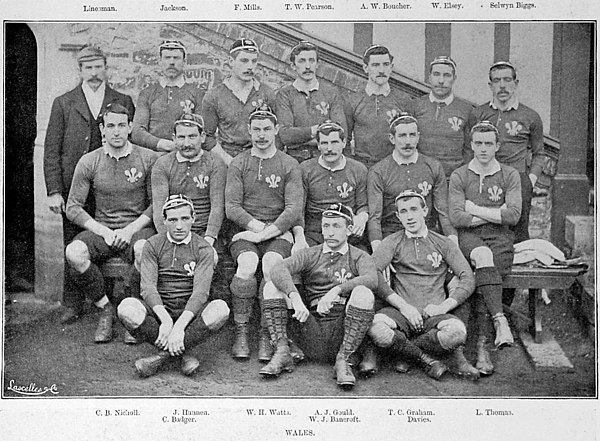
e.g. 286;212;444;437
519;330;574;372
565;215;594;255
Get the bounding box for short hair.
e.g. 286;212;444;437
362;44;394;65
248;103;278;125
162;194;194;219
316;120;346;142
389;112;418;135
159;39;186;58
395;190;427;209
100;103;131;124
173;113;204;134
489;60;517;81
290;41;319;64
429;55;457;75
470;120;500;143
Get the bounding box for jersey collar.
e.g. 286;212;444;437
293;78;319;95
103;141;133;159
429;91;454;105
392;149;419;165
176;150;203;163
405;227;429;239
365;82;391;97
318;154;346;171
322;242;349;255
167;232;192;245
159;75;186;88
490;97;519;111
468;158;502;177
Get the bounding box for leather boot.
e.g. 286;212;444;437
94;303;114;343
493;314;514;349
135;351;171;377
258;327;274;362
334;354;356;389
232;323;250;359
289;339;305;363
181;354;200;376
358;342;379;377
260;344;294;377
448;346;480;380
418;352;448;381
476;336;494;376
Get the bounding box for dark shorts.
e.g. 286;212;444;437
377;306;460;339
230;235;292;262
288;304;347;363
72;227;156;264
458;224;515;277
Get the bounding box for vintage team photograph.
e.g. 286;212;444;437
3;21;596;398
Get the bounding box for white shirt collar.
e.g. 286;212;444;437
365;82;391;97
176;150;203;163
429;91;454;106
166;232;192;245
490;97;519;111
250;147;277;159
159;75;186;88
322;242;349;255
103;141;133;159
468;158;502;177
81;81;106;118
293;78;319;94
392;149;419;165
405;227;429;239
223;76;260;92
318;154;346;171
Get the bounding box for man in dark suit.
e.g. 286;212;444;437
44;45;136;325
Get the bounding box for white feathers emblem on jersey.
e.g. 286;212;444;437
337;182;353;198
386;109;400;123
418;181;432;197
194;174;209;189
316;101;330;116
427;252;442;268
488;185;503;202
448;116;463;132
124;168;143;183
505;121;523;136
334;268;353;284
180;99;195;113
266;174;281;188
184;261;196;276
251;98;264;108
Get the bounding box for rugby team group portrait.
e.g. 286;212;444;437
41;30;554;392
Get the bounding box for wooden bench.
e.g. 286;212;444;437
503;265;588;343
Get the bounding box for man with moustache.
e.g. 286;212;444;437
408;56;474;179
277;41;347;163
294;121;369;250
346;45;412;168
367;114;456;253
65;104;157;343
151;113;227;301
225;104;303;360
44;45;135;325
202;38;278;165
132;40;205;153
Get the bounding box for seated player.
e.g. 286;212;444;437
368;190;478;380
151;113;229;302
367;113;457;253
117;195;230;377
65;103;157;343
225;104;303;360
449;121;522;375
260;203;377;389
294;120;369;250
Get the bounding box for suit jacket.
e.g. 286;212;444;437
43;84;135;198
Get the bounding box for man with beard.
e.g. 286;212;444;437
44;45;135;326
408;56;474;179
367;114;456;253
276;41;347;163
346;45;412;168
202;38;278;165
132;40;205;153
